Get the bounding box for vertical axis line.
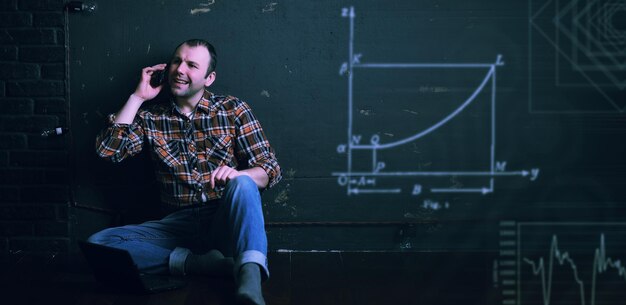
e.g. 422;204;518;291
347;6;355;191
517;223;521;305
491;63;497;193
528;0;533;113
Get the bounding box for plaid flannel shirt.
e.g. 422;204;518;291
95;90;281;207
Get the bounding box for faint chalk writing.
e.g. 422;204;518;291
191;0;215;14
285;168;296;180
359;109;374;116
262;2;278;13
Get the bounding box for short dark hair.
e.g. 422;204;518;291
174;39;217;76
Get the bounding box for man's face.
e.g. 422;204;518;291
168;44;215;98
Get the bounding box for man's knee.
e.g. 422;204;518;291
86;227;117;245
226;175;259;194
222;176;262;212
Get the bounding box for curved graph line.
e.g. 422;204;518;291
354;66;495;150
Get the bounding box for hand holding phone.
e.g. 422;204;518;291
133;63;167;102
150;68;166;88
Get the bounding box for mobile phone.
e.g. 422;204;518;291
150;66;168;88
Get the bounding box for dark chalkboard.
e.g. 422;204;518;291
68;0;626;254
67;1;626;303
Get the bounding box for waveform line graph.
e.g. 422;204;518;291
523;234;626;305
499;222;626;305
332;6;539;196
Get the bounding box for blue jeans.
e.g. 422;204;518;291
87;176;269;280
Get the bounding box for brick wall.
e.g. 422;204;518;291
0;0;70;266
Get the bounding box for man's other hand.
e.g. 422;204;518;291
210;165;242;189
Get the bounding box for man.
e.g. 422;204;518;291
89;39;280;305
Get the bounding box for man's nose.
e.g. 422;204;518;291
175;63;186;74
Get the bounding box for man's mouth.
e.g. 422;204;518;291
173;78;189;85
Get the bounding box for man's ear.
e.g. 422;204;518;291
204;71;216;87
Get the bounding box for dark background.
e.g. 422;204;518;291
1;0;626;304
68;0;626;249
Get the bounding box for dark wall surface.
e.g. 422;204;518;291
0;0;70;264
68;0;626;271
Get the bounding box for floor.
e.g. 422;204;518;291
0;251;499;305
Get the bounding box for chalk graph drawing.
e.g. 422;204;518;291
498;221;626;305
529;0;626;113
333;7;540;196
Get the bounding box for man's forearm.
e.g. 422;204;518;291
240;167;270;189
114;94;145;124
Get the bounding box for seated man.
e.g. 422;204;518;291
89;39;281;305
